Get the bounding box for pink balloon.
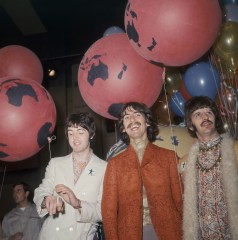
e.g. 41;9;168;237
78;33;164;120
0;45;43;84
125;0;222;66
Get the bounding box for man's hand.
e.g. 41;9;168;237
43;195;64;215
9;232;23;240
55;184;81;209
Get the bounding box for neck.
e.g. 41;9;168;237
196;131;219;143
73;148;91;162
130;134;148;147
18;200;28;208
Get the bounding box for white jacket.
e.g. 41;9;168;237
34;153;107;240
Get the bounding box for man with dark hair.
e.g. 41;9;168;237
181;96;238;239
102;102;183;240
34;112;107;240
2;182;43;240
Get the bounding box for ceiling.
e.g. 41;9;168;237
0;0;128;60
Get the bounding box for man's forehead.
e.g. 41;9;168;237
123;106;137;115
193;107;212;113
14;184;24;190
68;125;85;130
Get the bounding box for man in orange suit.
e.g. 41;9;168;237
102;102;183;240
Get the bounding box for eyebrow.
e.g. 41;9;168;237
124;111;139;115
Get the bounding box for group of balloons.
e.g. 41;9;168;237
155;0;238;138
78;0;222;121
0;45;56;162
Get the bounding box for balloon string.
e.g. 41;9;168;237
162;67;183;198
0;164;7;201
48;135;56;160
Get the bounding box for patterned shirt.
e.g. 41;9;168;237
197;138;231;239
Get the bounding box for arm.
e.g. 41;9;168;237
33;159;63;217
101;160;119;240
169;154;183;217
2;216;23;240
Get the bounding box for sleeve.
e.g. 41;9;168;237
169;153;183;217
33;159;56;217
75;168;105;223
101;160;119;240
2;215;10;240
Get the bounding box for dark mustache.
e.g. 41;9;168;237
127;122;141;129
201;120;213;126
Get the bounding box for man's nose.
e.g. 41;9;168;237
129;114;136;122
202;112;209;119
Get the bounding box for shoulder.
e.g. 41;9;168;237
91;154;107;169
150;142;176;156
3;207;18;219
47;154;71;165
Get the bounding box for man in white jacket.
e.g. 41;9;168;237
34;112;107;240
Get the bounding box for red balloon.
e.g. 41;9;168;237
0;77;56;162
78;33;164;120
0;45;43;84
124;0;221;66
180;80;192;100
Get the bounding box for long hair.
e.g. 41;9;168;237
118;102;159;144
185;96;225;138
65;112;96;141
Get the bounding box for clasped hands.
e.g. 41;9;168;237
43;184;81;215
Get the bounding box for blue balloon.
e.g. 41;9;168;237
103;26;125;37
224;3;238;23
183;62;221;100
169;91;186;118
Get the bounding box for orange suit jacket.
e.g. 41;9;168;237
102;142;183;240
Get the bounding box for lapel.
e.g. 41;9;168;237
74;153;98;189
126;142;156;168
58;153;75;187
141;142;156;167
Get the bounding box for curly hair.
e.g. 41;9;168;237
65;112;96;141
184;96;225;138
118;102;159;144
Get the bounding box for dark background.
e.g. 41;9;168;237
0;0;127;60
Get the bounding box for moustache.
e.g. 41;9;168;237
127;122;141;129
201;120;213;126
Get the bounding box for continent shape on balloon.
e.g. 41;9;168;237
124;0;222;66
0;77;56;162
0;45;43;84
78;33;164;120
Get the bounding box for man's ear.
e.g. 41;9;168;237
189;125;194;131
25;191;30;198
146;123;150;127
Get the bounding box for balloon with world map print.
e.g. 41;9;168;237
124;0;221;66
78;33;164;120
0;77;56;162
0;45;43;84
